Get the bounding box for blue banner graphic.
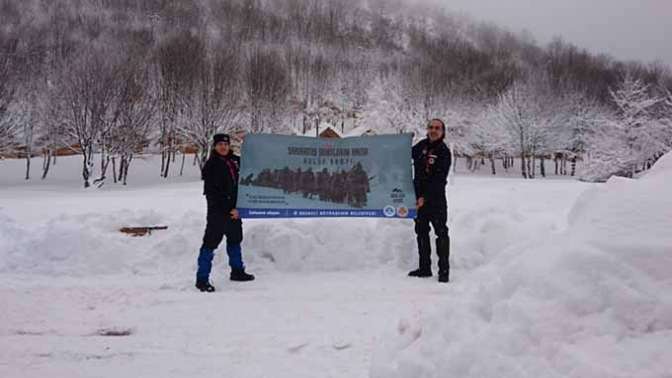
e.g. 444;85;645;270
237;134;416;219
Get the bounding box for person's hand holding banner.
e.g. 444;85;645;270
416;197;425;210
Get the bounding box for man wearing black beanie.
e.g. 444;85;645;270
195;133;255;292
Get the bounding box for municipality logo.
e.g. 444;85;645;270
383;205;396;217
390;188;406;204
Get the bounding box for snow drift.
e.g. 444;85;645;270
0;155;582;279
371;152;672;378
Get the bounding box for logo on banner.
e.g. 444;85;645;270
390;187;406;204
383;205;396;217
396;206;409;218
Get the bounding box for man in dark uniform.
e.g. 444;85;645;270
410;119;452;283
196;133;255;292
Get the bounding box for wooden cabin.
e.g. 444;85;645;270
319;126;342;139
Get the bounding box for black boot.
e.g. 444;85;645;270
437;236;450;283
195;280;216;292
409;235;432;277
408;268;433;277
230;269;255;282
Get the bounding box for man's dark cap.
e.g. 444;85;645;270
213;133;230;146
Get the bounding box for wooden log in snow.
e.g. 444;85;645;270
119;226;168;237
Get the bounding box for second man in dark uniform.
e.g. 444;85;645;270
410;119;452;283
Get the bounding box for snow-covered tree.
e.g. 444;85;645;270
490;79;557;179
580;76;669;181
662;89;672;153
548;94;603;176
607;75;664;176
471;107;510;174
359;77;420;134
580;113;631;182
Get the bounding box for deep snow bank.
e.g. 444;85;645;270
371;152;672;378
0;208;418;277
1;158;584;278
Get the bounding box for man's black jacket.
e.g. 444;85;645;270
202;151;240;213
412;138;451;206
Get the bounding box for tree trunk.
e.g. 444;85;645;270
520;153;527;179
527;157;532;179
540;156;546;177
41;149;51;180
179;152;186;176
112;157;117;184
571;157;577;176
122;155;132;185
118;157;125;182
163;150;171;178
554;156;559;175
25;152;31;180
161;150;166;176
95;152;111;187
490;154;496;175
82;145;93;188
531;155;536;178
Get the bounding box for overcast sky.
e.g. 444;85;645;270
431;0;672;67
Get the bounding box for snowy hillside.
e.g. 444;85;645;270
371;152;672;378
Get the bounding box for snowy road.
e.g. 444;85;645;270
1;157;595;378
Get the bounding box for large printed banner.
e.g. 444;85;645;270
237;133;416;219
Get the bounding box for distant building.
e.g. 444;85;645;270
319;126;342;139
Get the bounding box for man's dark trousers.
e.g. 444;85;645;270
414;203;450;275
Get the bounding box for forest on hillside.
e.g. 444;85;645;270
1;0;671;186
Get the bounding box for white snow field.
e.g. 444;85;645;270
0;153;669;378
371;153;672;378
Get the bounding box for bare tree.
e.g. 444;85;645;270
107;59;157;185
0;21;20;159
58;48;123;188
178;43;243;169
156;33;202;178
246;47;290;133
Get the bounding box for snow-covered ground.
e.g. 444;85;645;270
1;154;669;378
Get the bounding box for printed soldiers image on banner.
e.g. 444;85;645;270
241;162;372;208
